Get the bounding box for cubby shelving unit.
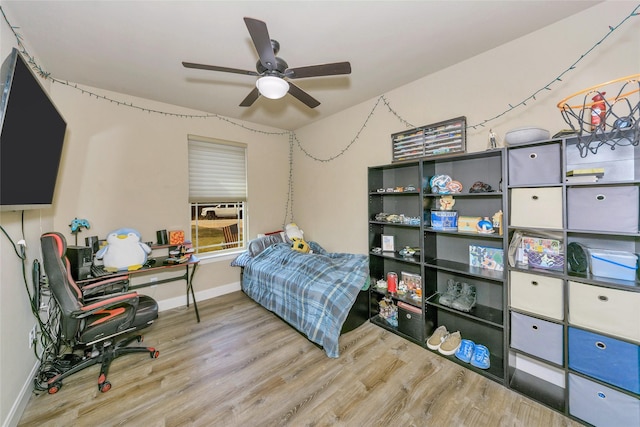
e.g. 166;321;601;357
368;129;640;427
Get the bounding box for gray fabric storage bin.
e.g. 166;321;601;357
569;373;640;427
508;143;562;186
510;312;563;364
567;185;639;233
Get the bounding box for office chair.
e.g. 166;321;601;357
39;232;159;394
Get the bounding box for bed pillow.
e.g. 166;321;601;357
248;234;284;257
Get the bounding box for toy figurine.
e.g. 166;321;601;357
439;195;456;210
488;129;501;149
492;210;503;236
69;218;90;245
477;217;495;234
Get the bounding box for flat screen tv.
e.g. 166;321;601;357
0;47;67;211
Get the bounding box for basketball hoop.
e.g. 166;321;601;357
557;74;639;157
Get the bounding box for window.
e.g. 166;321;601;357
188;135;246;254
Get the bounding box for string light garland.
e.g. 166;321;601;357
283;131;295;227
1;4;638;158
467;3;640;130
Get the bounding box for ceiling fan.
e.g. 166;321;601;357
182;17;351;109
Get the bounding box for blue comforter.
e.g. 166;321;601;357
240;242;369;358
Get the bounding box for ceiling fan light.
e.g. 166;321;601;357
256;76;289;99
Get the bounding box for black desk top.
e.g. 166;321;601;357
78;255;199;284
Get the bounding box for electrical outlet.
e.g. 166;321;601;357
28;324;37;348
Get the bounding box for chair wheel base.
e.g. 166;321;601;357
47;382;62;394
99;381;112;393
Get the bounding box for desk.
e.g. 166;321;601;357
78;255;201;322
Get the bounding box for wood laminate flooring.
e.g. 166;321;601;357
18;291;583;427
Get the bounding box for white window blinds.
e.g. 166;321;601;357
188;135;247;203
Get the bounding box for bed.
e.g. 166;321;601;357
231;236;370;358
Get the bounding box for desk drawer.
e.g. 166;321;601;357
510;271;563;320
510;188;563;229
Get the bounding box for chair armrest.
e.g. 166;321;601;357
80;275;130;297
73;292;139;318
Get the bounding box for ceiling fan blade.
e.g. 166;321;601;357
182;62;258;76
239;87;260;107
287;82;320;108
244;17;277;71
285;62;351;79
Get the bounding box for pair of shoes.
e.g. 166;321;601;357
451;282;477;312
426;325;461;355
454;339;490;369
439;331;461;356
439;279;461;307
426;325;448;350
439;281;477;312
455;339;475;363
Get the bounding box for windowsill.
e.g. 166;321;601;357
196;248;245;264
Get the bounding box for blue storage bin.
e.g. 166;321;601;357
569;373;640;427
569;327;640;394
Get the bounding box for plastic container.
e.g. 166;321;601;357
589;249;638;282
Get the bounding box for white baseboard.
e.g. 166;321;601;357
3;361;40;427
5;282;240;427
156;281;240;312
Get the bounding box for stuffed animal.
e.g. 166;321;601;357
291;237;310;253
285;223;312;253
95;228;151;271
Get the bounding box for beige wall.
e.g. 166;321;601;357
48;83;289;304
0;27;290;425
2;1;639;425
0;15;57;424
292;1;639;254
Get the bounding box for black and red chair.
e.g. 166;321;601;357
40;232;159;394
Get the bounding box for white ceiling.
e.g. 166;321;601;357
1;1;601;130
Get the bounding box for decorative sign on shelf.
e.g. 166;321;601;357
391;116;466;162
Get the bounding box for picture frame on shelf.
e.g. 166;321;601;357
382;235;395;252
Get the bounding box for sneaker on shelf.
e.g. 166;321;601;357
426;325;448;350
451;282;477;312
439;279;461;307
438;331;462;356
470;344;491;369
455;339;476;363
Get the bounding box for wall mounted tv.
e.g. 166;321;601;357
0;47;67;211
